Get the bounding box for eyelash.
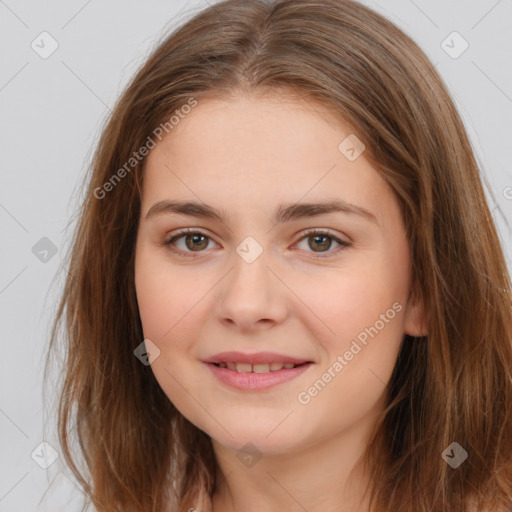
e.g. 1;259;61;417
164;228;352;259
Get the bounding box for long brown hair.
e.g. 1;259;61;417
45;0;512;510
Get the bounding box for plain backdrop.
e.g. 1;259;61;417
1;0;511;510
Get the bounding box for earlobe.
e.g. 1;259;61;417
403;291;429;337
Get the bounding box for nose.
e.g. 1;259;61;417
214;245;289;333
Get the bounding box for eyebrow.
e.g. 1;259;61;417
145;199;378;226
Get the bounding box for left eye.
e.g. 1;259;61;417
294;229;351;258
164;228;351;258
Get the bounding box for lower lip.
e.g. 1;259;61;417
204;362;313;391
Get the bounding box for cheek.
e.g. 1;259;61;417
297;255;408;392
293;272;406;436
135;267;173;339
135;248;201;340
295;264;406;345
134;250;208;423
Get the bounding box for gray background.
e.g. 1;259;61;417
1;0;511;510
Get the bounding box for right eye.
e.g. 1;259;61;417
164;228;219;257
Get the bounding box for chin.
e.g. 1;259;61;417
208;423;305;456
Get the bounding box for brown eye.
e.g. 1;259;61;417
308;234;332;252
183;233;209;251
295;229;352;258
165;229;218;257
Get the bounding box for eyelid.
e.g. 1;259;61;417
298;227;351;245
164;227;213;242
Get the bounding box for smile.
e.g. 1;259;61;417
204;361;314;391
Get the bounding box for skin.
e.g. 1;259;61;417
134;92;427;512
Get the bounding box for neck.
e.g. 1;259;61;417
210;409;383;512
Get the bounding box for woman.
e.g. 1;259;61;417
47;1;512;510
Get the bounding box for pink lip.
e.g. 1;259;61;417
203;351;312;365
203;361;314;391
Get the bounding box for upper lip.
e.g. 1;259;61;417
203;351;313;365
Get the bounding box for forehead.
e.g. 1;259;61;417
141;93;395;226
150;92;350;160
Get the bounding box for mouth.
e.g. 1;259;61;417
204;359;314;391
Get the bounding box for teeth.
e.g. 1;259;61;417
253;364;270;373
216;362;300;373
235;363;252;373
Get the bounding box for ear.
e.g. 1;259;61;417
403;289;428;337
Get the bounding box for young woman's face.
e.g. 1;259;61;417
134;93;425;456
